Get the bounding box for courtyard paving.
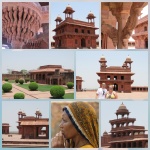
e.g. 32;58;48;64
76;91;148;100
2;82;74;99
2;134;49;148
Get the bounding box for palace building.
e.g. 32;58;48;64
53;5;99;49
101;2;148;49
2;2;49;49
96;55;134;93
132;15;148;49
101;103;148;148
30;65;74;85
2;123;10;134
76;76;83;91
17;109;49;139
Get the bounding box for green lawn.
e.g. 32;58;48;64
63;93;74;99
17;83;67;92
50;93;74;99
7;80;16;83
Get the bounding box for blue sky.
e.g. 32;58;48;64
76;51;148;89
51;2;99;42
101;101;148;136
2;50;74;73
2;101;49;132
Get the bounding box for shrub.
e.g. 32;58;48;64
19;79;24;85
15;79;19;83
50;86;65;98
14;93;25;99
28;82;38;91
67;82;74;89
4;78;9;81
30;80;35;82
25;78;30;83
2;83;12;92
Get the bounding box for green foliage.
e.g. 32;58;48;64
50;86;65;98
14;93;25;99
25;78;30;83
67;82;74;89
30;80;35;82
2;83;12;92
4;78;9;81
19;79;24;85
15;79;19;83
28;82;38;91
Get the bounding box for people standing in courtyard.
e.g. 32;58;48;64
106;85;118;99
96;83;107;99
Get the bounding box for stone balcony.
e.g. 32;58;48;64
110;126;145;132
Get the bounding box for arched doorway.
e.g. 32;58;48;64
145;38;148;48
81;38;86;47
113;83;118;91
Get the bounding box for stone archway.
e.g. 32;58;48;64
145;38;148;48
113;83;118;91
81;38;86;47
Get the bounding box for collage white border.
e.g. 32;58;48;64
0;0;149;150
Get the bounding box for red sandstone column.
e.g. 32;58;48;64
117;14;129;49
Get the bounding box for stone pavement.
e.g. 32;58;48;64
2;83;74;99
2;134;49;148
76;91;148;100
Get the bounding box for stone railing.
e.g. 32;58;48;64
111;125;145;131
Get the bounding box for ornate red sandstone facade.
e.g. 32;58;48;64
17;110;49;139
2;2;49;49
97;55;134;93
53;5;99;49
132;15;148;49
101;103;148;148
30;65;74;85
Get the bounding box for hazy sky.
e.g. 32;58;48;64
101;101;148;135
2;50;74;73
2;101;49;132
51;2;99;42
76;51;148;89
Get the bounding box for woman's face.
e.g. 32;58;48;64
59;111;78;140
109;87;113;92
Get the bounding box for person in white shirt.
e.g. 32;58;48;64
96;83;107;99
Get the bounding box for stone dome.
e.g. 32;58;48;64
87;11;96;19
88;11;94;16
100;55;106;61
126;55;132;61
118;103;127;110
103;131;108;135
55;15;62;22
116;102;130;115
66;4;72;10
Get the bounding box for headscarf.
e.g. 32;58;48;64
63;102;99;148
